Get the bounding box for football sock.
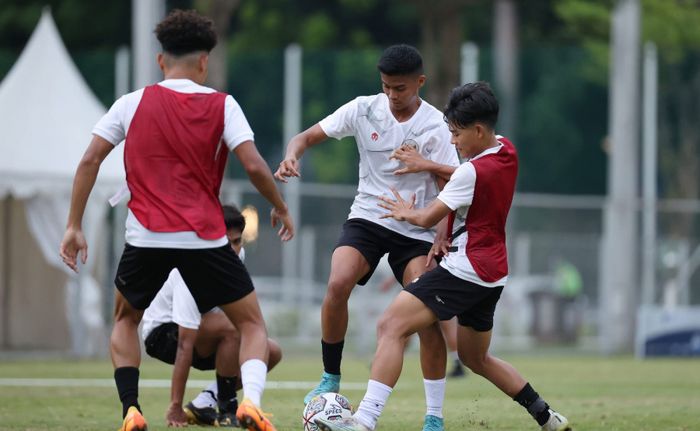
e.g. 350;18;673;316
321;339;344;375
114;367;141;418
217;374;239;413
241;359;267;407
192;382;218;409
354;379;393;430
513;382;551;426
423;378;446;418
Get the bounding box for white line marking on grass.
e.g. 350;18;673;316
0;378;367;390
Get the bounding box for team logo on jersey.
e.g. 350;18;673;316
371;132;379;141
401;139;418;150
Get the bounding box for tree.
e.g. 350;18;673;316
194;0;241;91
0;0;130;51
556;0;700;236
492;0;519;138
404;0;473;107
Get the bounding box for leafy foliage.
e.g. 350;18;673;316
0;0;129;51
1;0;698;195
554;0;700;218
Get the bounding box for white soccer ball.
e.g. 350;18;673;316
302;392;353;431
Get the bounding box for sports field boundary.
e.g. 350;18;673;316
0;378;367;390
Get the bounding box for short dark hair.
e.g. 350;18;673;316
443;82;499;130
223;205;246;232
377;44;423;76
155;9;217;56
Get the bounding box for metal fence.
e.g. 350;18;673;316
218;181;700;352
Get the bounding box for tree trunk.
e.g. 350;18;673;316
408;0;470;108
195;0;240;92
493;0;519;138
672;65;700;237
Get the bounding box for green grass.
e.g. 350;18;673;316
0;353;698;430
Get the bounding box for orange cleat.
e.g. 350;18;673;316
118;406;148;431
235;398;276;431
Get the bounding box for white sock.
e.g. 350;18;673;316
353;379;393;430
450;350;460;362
241;359;267;407
423;378;446;418
191;382;218;409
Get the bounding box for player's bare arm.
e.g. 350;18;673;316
59;135;114;272
167;326;197;427
274;123;329;182
426;217;452;266
234;140;295;241
378;188;452;229
390;144;456;181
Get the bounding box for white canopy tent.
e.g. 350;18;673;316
0;9;124;355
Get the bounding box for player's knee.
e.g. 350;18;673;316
417;325;444;347
235;319;267;340
113;302;141;326
462;353;487;375
325;278;354;304
376;313;406;341
222;327;240;344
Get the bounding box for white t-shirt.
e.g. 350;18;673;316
141;248;245;339
319;93;459;243
93;79;254;249
437;143;508;287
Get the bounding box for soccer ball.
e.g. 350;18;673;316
302;392;353;431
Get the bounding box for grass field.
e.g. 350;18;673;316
0;353;698;430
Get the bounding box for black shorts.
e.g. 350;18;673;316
405;265;504;332
115;244;254;312
335;218;433;286
144;322;216;370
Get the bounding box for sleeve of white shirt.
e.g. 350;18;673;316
437;162;476;210
318;98;360;140
92;96;127;146
223;95;255;151
170;270;202;330
428;125;460;167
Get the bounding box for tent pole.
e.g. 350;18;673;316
1;197;11;349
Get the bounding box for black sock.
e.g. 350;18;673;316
216;374;238;413
321;339;344;375
513;382;551;426
114;367;141;418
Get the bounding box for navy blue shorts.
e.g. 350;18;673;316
144;322;216;370
405;265;504;332
335;218;433;286
115;244;254;313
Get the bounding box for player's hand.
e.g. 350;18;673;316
271;205;295;241
427;235;452;267
59;227;87;273
390;145;429;175
165;402;188;427
378;188;416;221
274;157;301;183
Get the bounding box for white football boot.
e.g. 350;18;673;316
541;409;571;431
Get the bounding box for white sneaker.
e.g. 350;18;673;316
541;409;571;431
315;417;372;431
